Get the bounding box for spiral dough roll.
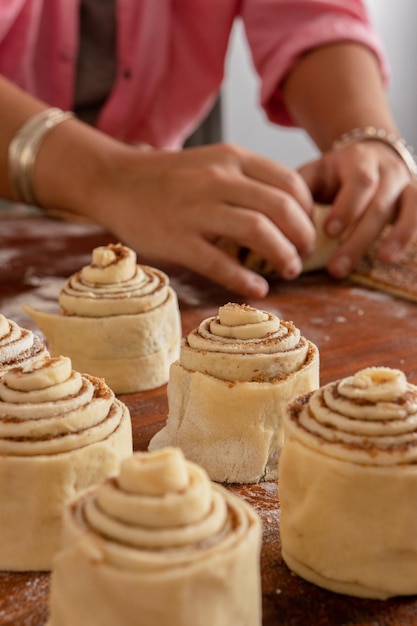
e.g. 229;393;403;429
0;354;132;571
47;448;262;626
24;243;182;393
279;366;417;598
150;302;319;483
0;313;49;373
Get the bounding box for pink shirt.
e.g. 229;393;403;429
0;0;388;149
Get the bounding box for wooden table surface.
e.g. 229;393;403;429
1;211;417;626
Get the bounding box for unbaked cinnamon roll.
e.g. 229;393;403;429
279;366;417;599
47;447;262;626
0;313;49;372
24;243;181;393
0;354;132;571
149;302;319;483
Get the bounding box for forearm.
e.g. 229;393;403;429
0;76;47;199
282;42;399;151
0;74;125;219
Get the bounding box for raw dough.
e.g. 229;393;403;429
302;204;339;272
279;366;417;599
47;447;262;626
0;354;132;571
0;313;49;373
149;302;319;483
24;243;182;394
350;233;417;302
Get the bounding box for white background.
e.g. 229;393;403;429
222;0;417;168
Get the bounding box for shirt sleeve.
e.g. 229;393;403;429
240;0;390;127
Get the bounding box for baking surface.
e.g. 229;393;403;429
1;212;417;625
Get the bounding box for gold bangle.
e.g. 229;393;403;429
332;126;417;180
8;107;74;205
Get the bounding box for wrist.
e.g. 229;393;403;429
332;126;417;180
32;118;129;221
8;108;74;205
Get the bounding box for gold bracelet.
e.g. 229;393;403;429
8;107;74;205
332;126;417;180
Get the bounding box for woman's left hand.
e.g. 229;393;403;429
299;140;417;277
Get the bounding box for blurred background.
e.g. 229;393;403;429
222;0;417;168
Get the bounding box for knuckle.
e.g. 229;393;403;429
202;163;227;184
370;199;390;220
211;142;243;164
391;157;410;179
281;168;303;194
244;212;269;240
220;142;243;158
277;195;297;218
354;165;377;190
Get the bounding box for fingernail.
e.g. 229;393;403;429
327;219;343;237
283;257;302;280
331;255;351;277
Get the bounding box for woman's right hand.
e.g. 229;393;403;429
65;140;316;298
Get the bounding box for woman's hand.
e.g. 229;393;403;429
89;142;315;297
299;140;417;277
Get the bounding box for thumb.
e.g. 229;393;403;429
298;158;336;205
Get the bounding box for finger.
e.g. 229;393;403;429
324;143;410;239
199;203;307;280
167;201;305;282
377;183;417;262
328;187;398;278
324;149;380;239
240;150;313;214
172;235;270;298
182;143;314;213
215;175;316;257
298;157;339;204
